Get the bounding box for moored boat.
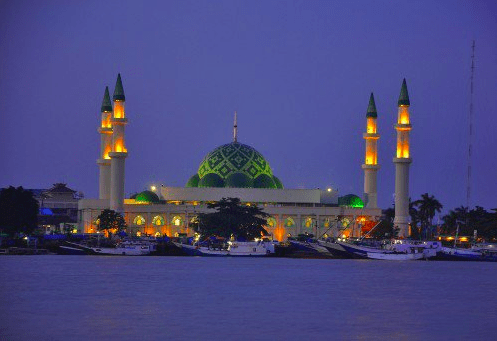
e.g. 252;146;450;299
91;240;156;256
174;240;275;257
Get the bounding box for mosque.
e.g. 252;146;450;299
78;75;413;240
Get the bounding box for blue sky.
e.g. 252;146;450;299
1;0;496;215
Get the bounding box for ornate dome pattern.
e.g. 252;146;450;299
186;142;283;189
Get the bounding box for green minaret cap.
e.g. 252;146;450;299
366;93;377;118
398;78;410;106
101;86;113;112
113;73;125;101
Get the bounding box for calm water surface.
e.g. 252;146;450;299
0;256;496;341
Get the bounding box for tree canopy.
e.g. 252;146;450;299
0;186;39;237
191;197;269;240
97;209;126;234
442;206;497;240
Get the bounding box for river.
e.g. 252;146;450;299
0;256;496;340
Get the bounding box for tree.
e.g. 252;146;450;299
413;193;442;239
191;197;269;240
0;186;39;237
97;209;126;235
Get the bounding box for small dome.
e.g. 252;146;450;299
198;173;224;188
186;174;200;188
254;174;277;189
135;190;160;203
225;172;253;188
338;194;364;208
273;176;284;189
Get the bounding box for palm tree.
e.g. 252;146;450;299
413;193;443;239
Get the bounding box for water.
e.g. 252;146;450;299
0;256;496;341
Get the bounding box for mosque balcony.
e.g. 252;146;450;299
361;164;380;170
395;123;412;131
96;158;111;165
108;151;128;158
97;127;113;134
393;157;412;163
362;133;380;139
111;117;128;125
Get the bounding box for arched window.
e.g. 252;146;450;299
284;217;295;227
152;215;165;226
267;217;277;227
172;216;183;226
305;217;313;228
133;215;145;226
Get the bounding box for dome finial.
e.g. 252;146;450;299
233;111;238;143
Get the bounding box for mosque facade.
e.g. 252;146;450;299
79;75;413;240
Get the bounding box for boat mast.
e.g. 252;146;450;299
466;40;475;212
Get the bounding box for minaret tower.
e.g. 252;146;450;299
393;79;412;238
362;93;380;208
109;74;128;212
97;87;113;199
233;111;238;143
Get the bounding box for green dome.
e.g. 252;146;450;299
135;190;160;203
338;194;364;208
187;142;283;189
186;174;200;187
273;176;284;189
198;173;224;188
225;172;253;188
254;174;277;189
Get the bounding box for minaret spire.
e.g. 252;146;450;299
393;78;413;238
233;111;238;143
362;92;380;208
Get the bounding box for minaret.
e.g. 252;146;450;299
393;79;412;238
109;74;128;212
362;93;380;208
233;111;238;143
97;87;113;199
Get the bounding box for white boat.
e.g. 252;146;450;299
338;240;442;260
174;240;275;257
366;251;426;261
91;240;156;256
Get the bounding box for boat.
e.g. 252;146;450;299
337;239;442;260
288;239;332;257
174;240;275;257
439;245;497;262
91;240;156;256
317;239;377;259
366;251;425;261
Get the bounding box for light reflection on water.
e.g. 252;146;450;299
0;256;496;341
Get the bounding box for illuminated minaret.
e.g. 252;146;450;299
109;74;128;212
233;111;238;142
97;87;113;199
362;93;380;208
393;79;412;238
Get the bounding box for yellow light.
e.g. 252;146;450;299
151;185;157;191
327;188;332;192
342;234;346;238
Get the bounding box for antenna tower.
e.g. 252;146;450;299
466;40;475;211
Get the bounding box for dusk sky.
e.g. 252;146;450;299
1;0;496;216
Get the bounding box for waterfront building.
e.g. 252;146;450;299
78;75;401;240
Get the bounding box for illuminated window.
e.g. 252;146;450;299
267;217;276;227
305;217;313;228
341;218;350;227
323;218;330;228
152;215;165;226
133;215;145;226
284;217;295;227
172;216;183;226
